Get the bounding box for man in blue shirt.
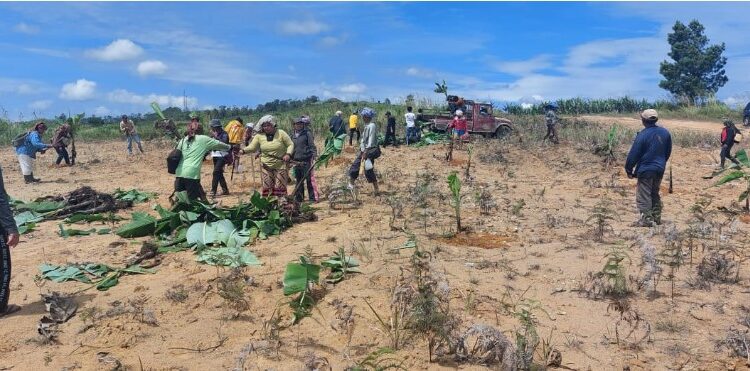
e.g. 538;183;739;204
625;109;672;227
15;122;52;183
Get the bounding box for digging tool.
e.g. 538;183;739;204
668;164;673;194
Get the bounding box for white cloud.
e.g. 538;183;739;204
339;83;366;94
14;22;40;34
493;55;553;76
29;100;52;110
59;79;97;101
24;47;70;58
85;39;143;61
93;106;111;116
137;60;168;76
405;67;435;78
319;35;344;47
322;90;332;98
16;83;37;95
278;19;329;35
107;89;197;108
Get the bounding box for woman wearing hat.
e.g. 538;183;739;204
291;116;319;202
209;119;231;198
174;121;231;202
241;115;294;197
15;122;52;183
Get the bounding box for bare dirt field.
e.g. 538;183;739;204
1;128;749;371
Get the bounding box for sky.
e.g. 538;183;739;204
1;1;749;120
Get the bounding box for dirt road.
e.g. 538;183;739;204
580;114;723;134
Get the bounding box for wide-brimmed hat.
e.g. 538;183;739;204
640;109;658;121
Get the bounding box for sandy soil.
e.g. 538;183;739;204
0;133;749;371
580;115;724;134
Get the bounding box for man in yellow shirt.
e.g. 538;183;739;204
348;110;360;147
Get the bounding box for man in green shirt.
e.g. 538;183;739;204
174;121;231;201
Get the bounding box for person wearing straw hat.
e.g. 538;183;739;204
625;109;672;227
241;114;294;197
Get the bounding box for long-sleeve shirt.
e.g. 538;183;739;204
211;130;230;157
15;131;50;158
721;126;737;145
360;122;378;153
244;129;294;169
450;117;468;131
175;135;231;180
329;116;345;136
349;114;358;129
120;120;137;135
51;127;72;148
625;125;672;177
0;166;18;236
292;129;317;161
545;110;558;126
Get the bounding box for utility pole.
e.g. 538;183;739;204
183;89;188;112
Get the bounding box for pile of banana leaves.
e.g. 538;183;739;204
115;191;305;267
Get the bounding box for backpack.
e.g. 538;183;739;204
224;120;245;145
167;139;185;174
11;131;30;148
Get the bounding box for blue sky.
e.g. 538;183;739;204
1;1;749;120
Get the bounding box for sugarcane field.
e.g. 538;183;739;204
2;2;750;371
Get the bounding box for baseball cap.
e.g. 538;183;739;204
640;109;658;121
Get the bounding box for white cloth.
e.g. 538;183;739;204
18;154;34;175
405;112;416;128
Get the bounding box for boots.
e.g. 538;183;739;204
24;174;41;184
631;211;654;227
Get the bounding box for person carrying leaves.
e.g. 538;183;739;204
348;107;381;196
241;115;294;197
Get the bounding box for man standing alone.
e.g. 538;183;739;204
625;109;672;227
120;115;144;155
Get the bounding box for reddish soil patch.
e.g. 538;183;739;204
740;214;750;224
441;232;515;249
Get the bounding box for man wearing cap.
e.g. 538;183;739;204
329;111;346;137
16;122;51;183
120;115;144;155
291;116;319;202
625;109;672;227
209;119;231;198
719;119;741;169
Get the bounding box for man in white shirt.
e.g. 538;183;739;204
404;106;417;145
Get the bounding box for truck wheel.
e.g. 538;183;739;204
494;125;512;138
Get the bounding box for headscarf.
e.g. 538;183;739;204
258;114;277;128
360;107;375;119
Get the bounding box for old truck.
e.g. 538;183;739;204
423;98;513;138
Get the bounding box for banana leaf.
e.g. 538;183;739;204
113;188;156;203
283;262;320;296
64;213;123;224
195;246;261;267
58;223;96;238
14;200;65;213
116;212;157;238
315;133;347;169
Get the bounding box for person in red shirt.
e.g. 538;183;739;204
448;109;468;149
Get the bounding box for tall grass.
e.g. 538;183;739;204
503;97;743;122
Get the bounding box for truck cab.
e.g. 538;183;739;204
430;100;513;138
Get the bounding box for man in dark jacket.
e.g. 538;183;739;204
384;111;397;147
625;109;672;227
329;111;346;137
292;116;318;202
0;165;20;317
719;119;741;168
